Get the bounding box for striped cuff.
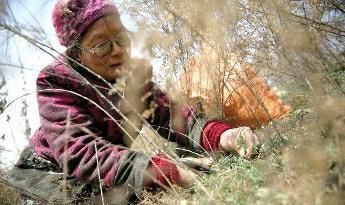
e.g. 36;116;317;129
201;121;232;151
148;153;179;188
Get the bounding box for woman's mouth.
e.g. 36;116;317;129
109;62;123;69
107;62;126;78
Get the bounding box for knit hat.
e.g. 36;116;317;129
52;0;119;47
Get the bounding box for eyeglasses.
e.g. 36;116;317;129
77;31;131;57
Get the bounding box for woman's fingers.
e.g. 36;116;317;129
253;132;260;146
185;157;213;167
180;157;214;173
219;126;261;158
176;166;198;188
240;127;257;158
238;147;246;157
244;137;254;158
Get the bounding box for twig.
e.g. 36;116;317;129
0;62;110;91
0;177;48;204
6;115;20;153
0;71;5;88
94;142;105;205
0;92;34;115
291;13;345;37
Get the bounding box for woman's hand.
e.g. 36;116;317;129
143;162;197;189
177;157;213;188
175;165;198;188
219;127;260;158
144;156;213;189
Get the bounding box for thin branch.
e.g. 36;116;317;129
0;177;48;203
330;0;345;14
291;13;345;37
6;115;20;153
0;70;5;88
94;142;105;205
0;92;34;115
0;62;110;91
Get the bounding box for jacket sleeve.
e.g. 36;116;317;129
126;60;231;153
31;67;152;201
148;87;232;152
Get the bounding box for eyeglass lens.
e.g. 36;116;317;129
95;33;130;57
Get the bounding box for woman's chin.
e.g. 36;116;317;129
105;67;123;81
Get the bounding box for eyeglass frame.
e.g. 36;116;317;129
75;31;131;58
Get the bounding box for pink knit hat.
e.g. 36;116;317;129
52;0;119;47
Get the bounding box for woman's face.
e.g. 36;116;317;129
78;14;130;81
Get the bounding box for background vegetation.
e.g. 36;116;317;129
0;0;344;204
122;1;345;203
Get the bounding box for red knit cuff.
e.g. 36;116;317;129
148;153;179;188
201;121;232;151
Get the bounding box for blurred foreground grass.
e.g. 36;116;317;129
0;171;20;205
138;97;345;205
0;94;344;205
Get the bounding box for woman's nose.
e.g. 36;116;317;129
109;41;124;57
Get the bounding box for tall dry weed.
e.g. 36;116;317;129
122;0;345;203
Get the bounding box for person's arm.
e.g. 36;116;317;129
126;59;259;157
148;88;260;157
145;88;226;151
119;60;259;191
123;59;230;152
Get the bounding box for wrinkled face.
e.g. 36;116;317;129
78;14;130;81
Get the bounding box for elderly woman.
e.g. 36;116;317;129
11;0;259;204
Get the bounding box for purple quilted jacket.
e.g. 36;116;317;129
29;55;212;199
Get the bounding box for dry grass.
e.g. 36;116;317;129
0;0;344;204
0;171;21;205
137;94;345;205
